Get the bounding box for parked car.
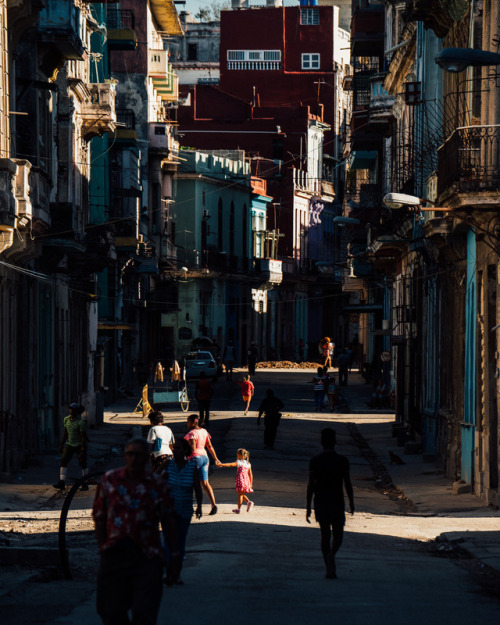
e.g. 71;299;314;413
190;337;223;374
184;351;218;380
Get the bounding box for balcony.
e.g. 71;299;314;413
438;125;500;199
0;159;17;252
13;160;32;226
254;258;283;285
293;167;320;195
150;68;179;104
149;122;176;154
106;9;137;51
38;0;85;76
112;108;138;144
351;7;385;58
81;83;117;140
408;0;461;38
368;73;397;133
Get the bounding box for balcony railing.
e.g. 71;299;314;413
116;108;136;129
107;9;135;30
293;167;320;194
81;83;117;139
37;0;85;62
438;125;500;196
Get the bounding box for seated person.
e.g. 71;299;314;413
370;379;389;408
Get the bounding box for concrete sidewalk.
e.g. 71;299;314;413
338;370;500;576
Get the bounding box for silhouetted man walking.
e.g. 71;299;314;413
306;428;354;579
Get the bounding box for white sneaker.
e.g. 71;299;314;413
232;508;240;514
246;501;254;512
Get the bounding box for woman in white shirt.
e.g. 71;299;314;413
147;410;175;473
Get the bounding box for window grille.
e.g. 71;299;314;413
300;8;319;25
227;50;282;69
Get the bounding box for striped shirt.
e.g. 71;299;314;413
63;415;86;447
165;459;197;519
313;376;325;392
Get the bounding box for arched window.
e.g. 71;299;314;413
242;203;248;258
218;198;223;250
229;201;235;257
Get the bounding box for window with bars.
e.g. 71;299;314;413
302;53;320;70
300;8;319;25
227;50;282;69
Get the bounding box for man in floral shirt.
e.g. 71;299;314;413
92;437;179;625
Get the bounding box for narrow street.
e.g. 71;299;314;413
1;369;499;624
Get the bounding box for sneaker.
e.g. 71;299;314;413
53;480;65;490
232;508;240;514
246;501;254;512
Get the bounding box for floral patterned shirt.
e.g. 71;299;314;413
92;467;172;559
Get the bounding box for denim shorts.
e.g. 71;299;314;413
193;454;209;481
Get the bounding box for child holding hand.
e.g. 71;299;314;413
217;448;254;514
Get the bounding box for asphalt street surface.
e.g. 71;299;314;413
1;369;499;624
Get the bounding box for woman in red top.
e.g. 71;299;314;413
184;414;220;515
238;375;255;415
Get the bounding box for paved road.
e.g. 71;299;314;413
3;369;500;624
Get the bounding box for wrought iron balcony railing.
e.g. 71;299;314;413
438;125;500;196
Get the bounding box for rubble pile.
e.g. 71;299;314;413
256;361;320;369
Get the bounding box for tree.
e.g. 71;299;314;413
195;1;229;22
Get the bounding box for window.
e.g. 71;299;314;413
302;53;320;70
228;50;245;61
300;8;319;25
405;82;421;105
188;43;197;61
227;50;281;70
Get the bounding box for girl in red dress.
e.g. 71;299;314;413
217;448;254;514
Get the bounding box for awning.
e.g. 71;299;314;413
98;323;133;330
150;0;184;36
343;304;383;313
349;150;377;170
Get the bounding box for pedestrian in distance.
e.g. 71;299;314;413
92;437;180;625
298;338;305;363
53;403;89;491
238;374;255;415
184;413;220;515
306;428;355;579
195;371;214;427
147;410;174;474
320;337;334;369
326;376;338;412
257;388;284;450
312;366;326;412
223;340;236;381
217;448;254;514
337;348;351;386
162;438;202;585
247;341;258;376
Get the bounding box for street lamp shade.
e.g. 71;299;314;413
435;47;500;73
383;193;422;209
333;216;362;225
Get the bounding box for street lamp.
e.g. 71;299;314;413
435;47;500;73
383;193;500;252
383;193;450;212
333;216;362;225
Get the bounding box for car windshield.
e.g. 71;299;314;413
186;352;212;360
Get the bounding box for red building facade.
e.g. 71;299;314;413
177;4;346;358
